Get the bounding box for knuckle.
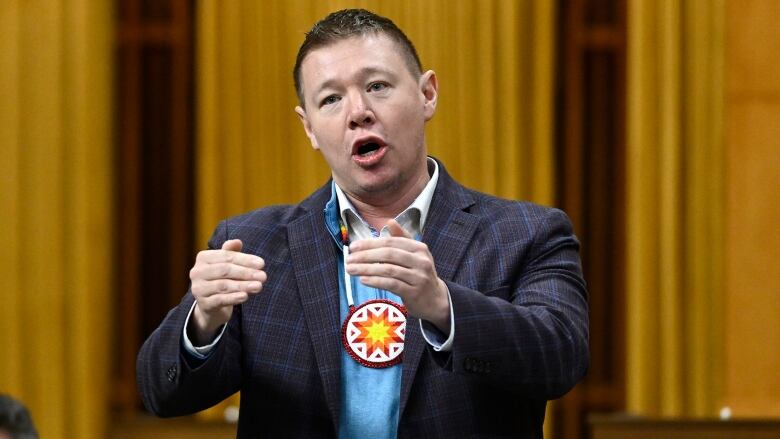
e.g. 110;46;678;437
218;294;232;307
384;264;399;277
217;280;231;293
220;293;236;307
212;295;226;307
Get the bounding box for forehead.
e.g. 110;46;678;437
299;35;412;92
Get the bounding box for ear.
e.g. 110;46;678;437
295;105;320;150
419;70;439;121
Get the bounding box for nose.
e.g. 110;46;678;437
347;92;374;129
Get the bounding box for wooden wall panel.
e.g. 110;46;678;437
115;0;194;412
555;0;626;437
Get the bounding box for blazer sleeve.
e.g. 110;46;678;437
136;221;243;417
430;207;589;400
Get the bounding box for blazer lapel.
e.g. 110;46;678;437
399;165;479;418
288;203;342;430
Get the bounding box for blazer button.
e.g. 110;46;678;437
166;364;177;382
463;357;474;372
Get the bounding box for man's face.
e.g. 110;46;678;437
295;34;438;202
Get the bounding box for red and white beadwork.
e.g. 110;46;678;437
341;299;407;368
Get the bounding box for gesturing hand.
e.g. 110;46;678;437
346;220;450;333
188;239;266;344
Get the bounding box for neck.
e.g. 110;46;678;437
345;167;430;231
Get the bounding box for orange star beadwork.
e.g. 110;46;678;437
341;299;407;368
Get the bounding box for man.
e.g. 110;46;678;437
137;9;588;438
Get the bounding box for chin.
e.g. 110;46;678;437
355;175;400;197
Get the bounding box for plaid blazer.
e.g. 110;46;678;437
137;160;589;438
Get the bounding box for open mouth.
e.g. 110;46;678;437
356;142;381;157
351;137;387;166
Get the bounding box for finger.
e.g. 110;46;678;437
346;262;420;286
357;276;410;297
193;279;263;298
197;248;265;269
222;239;243;252
199;291;252;310
349;236;424;253
192;263;267;282
387;219;412;239
346;247;421;269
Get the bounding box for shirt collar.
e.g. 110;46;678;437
334;157;439;240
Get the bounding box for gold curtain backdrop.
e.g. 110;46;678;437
0;1;113;439
626;0;725;417
196;0;556;246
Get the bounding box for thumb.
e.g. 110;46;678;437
221;239;243;252
386;219;412;239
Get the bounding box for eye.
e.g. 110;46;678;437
367;82;388;93
321;95;341;107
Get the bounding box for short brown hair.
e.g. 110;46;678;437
293;9;423;107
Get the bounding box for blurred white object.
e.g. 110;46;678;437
719;406;732;420
224;405;240;423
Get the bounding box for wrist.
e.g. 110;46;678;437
427;279;451;333
190;303;225;345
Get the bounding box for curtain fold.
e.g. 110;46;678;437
196;0;556;420
626;0;725;417
0;1;113;438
